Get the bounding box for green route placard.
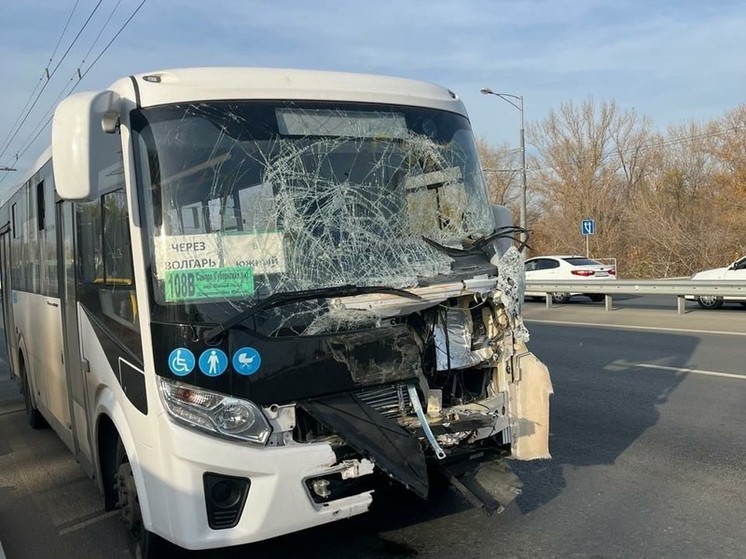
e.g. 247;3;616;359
164;267;255;302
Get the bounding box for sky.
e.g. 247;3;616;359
1;0;745;195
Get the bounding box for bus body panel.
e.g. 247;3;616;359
149;413;372;549
109;67;467;116
57;200;95;473
81;307;157;524
0;229;18;380
13;290;74;450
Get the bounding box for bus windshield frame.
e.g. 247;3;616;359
130;100;493;324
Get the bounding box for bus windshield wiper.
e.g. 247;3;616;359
465;225;531;252
422;225;531;258
203;284;422;342
421;235;472;257
422;226;531;259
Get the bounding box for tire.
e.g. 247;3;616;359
21;360;46;429
115;441;178;559
588;294;604;303
551;292;571;304
696;296;723;310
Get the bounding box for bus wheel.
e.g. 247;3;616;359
21;360;46;429
114;441;174;558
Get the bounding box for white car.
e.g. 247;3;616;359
524;255;616;304
686;255;746;309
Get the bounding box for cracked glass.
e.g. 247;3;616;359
131;101;492;325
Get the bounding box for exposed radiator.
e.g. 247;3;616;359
356;383;413;420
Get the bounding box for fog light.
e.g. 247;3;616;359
311;478;332;499
203;473;250;529
210;480;243;509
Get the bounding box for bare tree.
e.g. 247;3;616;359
482;96;746;277
477;138;521;206
525;98;656;271
626;111;746;276
705;104;746;261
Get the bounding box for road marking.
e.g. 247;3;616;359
629;363;746;380
0;540;6;559
611;361;746;380
525;318;746;337
58;510;119;536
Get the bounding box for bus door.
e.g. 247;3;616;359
57;200;94;475
0;226;16;377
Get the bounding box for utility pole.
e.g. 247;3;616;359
480;87;527;244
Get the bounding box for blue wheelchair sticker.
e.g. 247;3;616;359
232;347;262;376
199;349;228;377
168;348;195;377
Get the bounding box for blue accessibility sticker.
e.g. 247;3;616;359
232;347;262;376
168;348;195;377
199;349;228;377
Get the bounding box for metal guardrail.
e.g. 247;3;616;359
524;279;746;314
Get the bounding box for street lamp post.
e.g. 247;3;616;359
480;87;527;244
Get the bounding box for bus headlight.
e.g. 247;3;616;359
158;378;272;445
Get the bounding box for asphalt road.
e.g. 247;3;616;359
1;297;745;559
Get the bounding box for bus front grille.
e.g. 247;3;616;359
356;384;413;420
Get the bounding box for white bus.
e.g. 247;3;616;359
0;68;552;557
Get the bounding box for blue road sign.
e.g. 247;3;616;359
582;219;595;236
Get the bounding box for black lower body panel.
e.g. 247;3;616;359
300;392;429;498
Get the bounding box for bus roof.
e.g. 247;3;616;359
2;68;470;203
1;146;51;203
114;67;468;116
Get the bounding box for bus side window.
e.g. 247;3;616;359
102;189;138;330
76;188;142;360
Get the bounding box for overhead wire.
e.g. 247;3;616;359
47;0;82;68
0;0;81;158
0;0;104;164
12;0;125;162
81;0;146;78
0;0;147;188
44;0;104;84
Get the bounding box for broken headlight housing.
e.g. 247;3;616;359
158;377;272;444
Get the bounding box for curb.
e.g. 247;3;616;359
0;403;23;416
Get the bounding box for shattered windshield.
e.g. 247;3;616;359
131;101;492;311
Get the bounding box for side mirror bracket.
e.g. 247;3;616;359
490;204;514;257
101;110;121;134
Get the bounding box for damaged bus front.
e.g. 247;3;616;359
49;69;551;553
135;88;551;522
